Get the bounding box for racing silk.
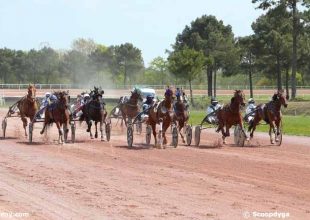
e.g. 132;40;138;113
246;103;256;115
41;97;50;108
207;104;221;115
143;98;154;112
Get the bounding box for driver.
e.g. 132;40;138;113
245;98;256;125
143;95;154;112
37;92;51;119
206;97;221;124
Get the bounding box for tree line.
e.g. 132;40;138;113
0;0;309;102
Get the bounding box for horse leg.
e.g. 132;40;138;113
95;121;98;138
40;113;49;135
55;122;63;144
122;112;127;127
100;120;104;141
151;122;157;147
269;124;275;144
89;120;93;139
20;114;28;136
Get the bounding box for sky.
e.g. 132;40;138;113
0;0;263;66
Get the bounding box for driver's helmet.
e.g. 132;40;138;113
175;88;182;98
50;94;57;101
165;88;173;97
146;95;154;102
211;97;218;106
45;92;51;98
84;94;90;99
248;98;255;104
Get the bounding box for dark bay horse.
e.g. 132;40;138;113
216;90;247;144
248;90;288;144
174;93;189;143
148;88;175;148
17;84;39;136
40;91;70;144
80;87;107;140
119;88;143;126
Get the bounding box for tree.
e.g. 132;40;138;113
173;15;238;97
37;47;60;84
252;0;310;98
251;4;292;92
88;45;115;85
71;38;97;56
237;35;258;98
0;48;14;83
113;43;144;87
62;50;89;84
149;57;168;85
168;47;206;105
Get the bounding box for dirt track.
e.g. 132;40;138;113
0;110;309;220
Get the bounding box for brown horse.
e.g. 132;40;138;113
174;93;189;143
80;87;107;140
119;88;143;126
216;90;247;144
40;91;70;144
248;90;288;144
17;84;39;136
148;88;175;147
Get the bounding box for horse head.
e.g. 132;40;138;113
164;88;174;104
130;88;143;103
232;90;246;107
27;84;36;102
58;91;70;107
273;90;288;108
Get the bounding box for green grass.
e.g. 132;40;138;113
189;111;310;137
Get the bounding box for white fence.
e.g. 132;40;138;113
1;84;310;90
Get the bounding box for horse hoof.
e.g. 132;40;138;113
271;141;274;144
95;134;98;138
86;129;90;132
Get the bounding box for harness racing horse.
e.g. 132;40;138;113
119;88;143;126
17;84;39;136
216;90;247;144
248;90;288;144
80;87;107;140
148;88;175;148
40;91;70;144
174;93;189;143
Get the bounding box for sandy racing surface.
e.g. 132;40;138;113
0;109;309;220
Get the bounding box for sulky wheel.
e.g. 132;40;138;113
2;118;7;138
194;126;201;147
172;125;178;148
127;125;133;147
146;125;152;145
234;125;246;147
105;122;111;142
71;122;76;143
185;125;192;146
29;122;33;143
